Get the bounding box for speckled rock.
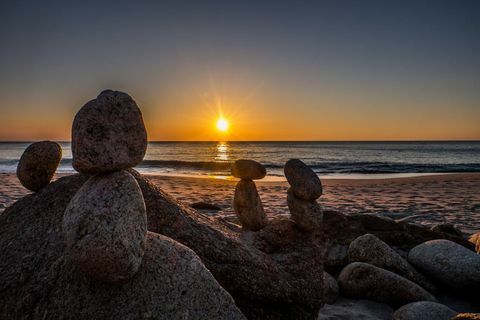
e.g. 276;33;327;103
16;141;62;191
408;240;480;291
287;188;323;232
469;232;480;254
72;90;147;173
233;179;268;231
284;159;322;200
63;170;147;283
324;272;339;304
348;234;436;292
392;301;457;320
338;262;436;307
231;159;266;180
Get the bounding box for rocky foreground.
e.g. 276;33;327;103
1;89;479;320
1;170;479;319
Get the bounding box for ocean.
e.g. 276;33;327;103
1;141;480;180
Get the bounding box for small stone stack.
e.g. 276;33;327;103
284;159;323;232
16;141;62;191
62;89;148;283
232;159;268;231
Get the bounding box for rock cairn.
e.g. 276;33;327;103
232;159;268;231
63;89;148;283
16;141;62;191
284;159;323;232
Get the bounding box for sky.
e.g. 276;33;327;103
0;0;479;141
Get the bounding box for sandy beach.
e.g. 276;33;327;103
2;172;479;234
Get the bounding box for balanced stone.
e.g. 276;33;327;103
231;159;266;180
233;179;268;231
72;89;147;173
408;239;480;291
63;170;147;283
287;188;323;232
338;262;436;306
284;159;322;200
16;141;62;191
348;233;436;292
392;301;457;320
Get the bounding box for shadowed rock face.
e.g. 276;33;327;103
233;179;268;231
0;172;325;320
284;159;322;201
392;301;457;320
348;234;436;293
62;170;147;283
338;262;436;307
16;141;62;191
72;90;147;173
231;159;267;180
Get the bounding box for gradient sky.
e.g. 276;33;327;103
1;0;479;141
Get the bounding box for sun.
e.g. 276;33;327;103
216;118;229;132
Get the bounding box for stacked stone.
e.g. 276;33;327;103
232;159;268;231
62;89;148;283
16;141;62;191
284;159;323;232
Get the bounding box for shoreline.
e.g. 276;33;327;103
1;172;479;234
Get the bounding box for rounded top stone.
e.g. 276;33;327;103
284;159;322;200
231;159;266;180
16;141;62;191
72;89;147;174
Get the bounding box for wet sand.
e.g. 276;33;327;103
1;172;479;234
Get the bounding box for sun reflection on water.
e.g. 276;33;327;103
215;141;230;162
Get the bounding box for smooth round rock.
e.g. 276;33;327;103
233;179;268;231
16;141;62;191
231;159;266;180
338;262;436;306
348;233;436;292
408;240;480;291
63;170;147;283
393;301;457;320
287;188;323;232
284;159;322;200
72;89;147;173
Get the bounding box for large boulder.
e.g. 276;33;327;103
392;301;457;320
284;159;322;201
408;240;480;291
348;234;436;292
62;170;147;283
287;188;323;232
231;159;266;180
233;179;268;231
71;90;147;173
0;172;325;320
338;262;436;307
16;141;62;191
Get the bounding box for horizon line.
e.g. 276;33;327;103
0;139;479;143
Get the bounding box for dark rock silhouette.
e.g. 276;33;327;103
231;159;267;180
233;179;268;231
284;159;322;201
16;141;62;191
72;90;147;173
